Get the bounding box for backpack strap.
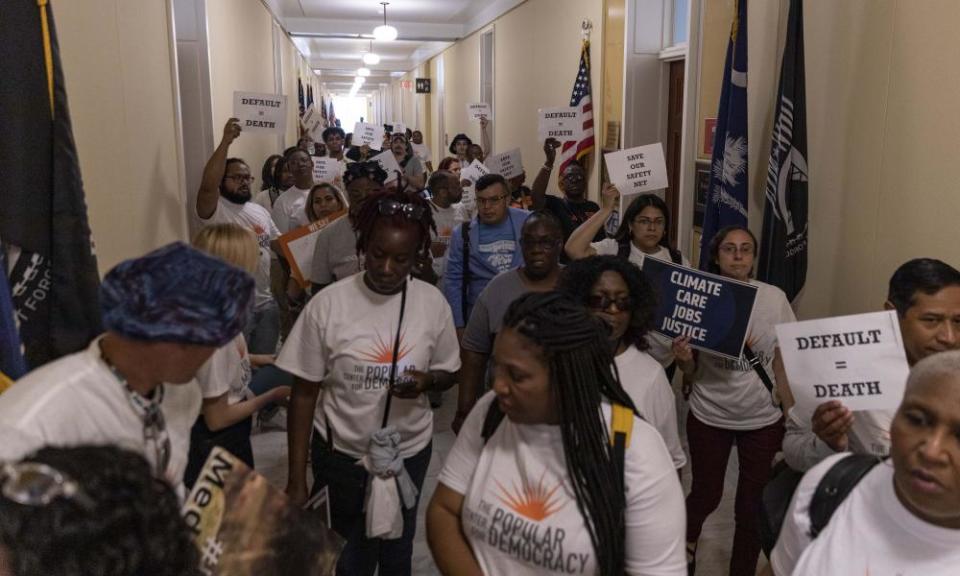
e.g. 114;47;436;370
808;454;883;538
616;240;631;260
461;220;472;325
609;403;634;478
668;247;683;264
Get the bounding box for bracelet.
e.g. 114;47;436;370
541;164;554;171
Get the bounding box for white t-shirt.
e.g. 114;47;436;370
615;346;686;469
276;274;461;458
271;186;310;234
0;337;201;487
439;392;686;576
689;280;795;430
201;197;279;309
430;201;466;282
772;453;960;576
253;188;279;212
195;334;252;405
592;240;690;367
783;407;893;472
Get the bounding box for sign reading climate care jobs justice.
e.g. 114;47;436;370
776;311;911;414
643;258;758;360
233;91;287;134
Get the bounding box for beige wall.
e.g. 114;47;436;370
53;0;187;274
695;0;960;320
421;0;605;198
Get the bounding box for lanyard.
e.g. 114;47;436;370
107;364;172;477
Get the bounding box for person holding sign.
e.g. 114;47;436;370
411;130;433;173
531;138;602;244
780;258;960;472
558;255;687;471
280;190;460;575
428;292;686;576
681;226;795;576
196;118;282;356
767;351;960;576
448;133;473;165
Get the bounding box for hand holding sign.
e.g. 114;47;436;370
222;118;241;145
233;91;287;134
776;311;910;417
604;144;669;213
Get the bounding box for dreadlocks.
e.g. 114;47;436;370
352;189;435;256
557;255;658;351
493;291;638;576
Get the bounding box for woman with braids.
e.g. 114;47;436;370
278;188;461;575
679;225;795;576
0;445;201;576
427;291;686;575
558;255;687;471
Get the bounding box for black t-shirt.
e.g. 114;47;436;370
543;195;605;243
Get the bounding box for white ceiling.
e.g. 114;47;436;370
264;0;527;95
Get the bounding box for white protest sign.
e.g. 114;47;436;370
302;105;321;135
538;107;582;142
460;159;490;186
411;142;431;162
392;121;407;135
371;150;402;184
353;121;385;150
233;91;287;134
604;143;669;213
467;102;491;121
485;148;524;180
312;157;342;184
776;310;910;416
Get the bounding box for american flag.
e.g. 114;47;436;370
328;100;337;128
558;39;595;176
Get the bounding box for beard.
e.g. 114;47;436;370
221;189;251;204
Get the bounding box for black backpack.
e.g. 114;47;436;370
760;453;883;557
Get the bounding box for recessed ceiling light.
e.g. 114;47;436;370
357;67;371;77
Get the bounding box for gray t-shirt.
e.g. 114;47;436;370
461;269;528;354
310;215;359;285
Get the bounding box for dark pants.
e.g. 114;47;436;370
184;415;254;489
685;412;784;576
310;432;432;576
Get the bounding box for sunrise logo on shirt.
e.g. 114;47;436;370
495;472;565;522
358;329;413;364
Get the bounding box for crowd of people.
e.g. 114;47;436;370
2;114;960;576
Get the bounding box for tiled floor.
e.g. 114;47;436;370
252;385;770;575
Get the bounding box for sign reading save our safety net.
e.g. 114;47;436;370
182;447;344;575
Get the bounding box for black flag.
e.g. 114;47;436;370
0;0;101;369
758;0;808;301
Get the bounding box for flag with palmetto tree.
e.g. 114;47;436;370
698;0;749;270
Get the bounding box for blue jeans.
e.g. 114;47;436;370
310;432;432;576
244;300;280;355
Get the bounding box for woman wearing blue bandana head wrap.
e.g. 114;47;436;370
0;242;255;490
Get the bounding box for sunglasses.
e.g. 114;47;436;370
1;462;95;509
586;295;632;312
378;198;426;220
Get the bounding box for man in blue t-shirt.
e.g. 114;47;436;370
443;174;529;331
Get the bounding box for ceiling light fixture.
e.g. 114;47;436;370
362;40;381;65
357;67;371;77
354;76;366;85
372;2;398;42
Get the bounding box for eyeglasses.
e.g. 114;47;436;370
719;244;755;256
378;198;426;220
634;217;665;229
475;193;509;207
520;237;561;250
1;462;94;509
224;174;254;183
586;295;632;312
